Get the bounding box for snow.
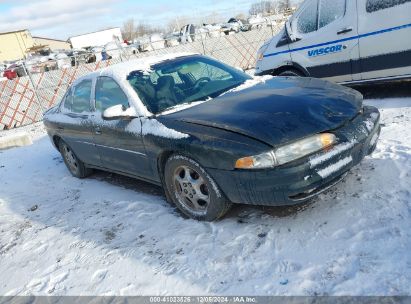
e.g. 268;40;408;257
100;52;197;79
309;141;356;168
0;121;46;141
223;75;274;95
140;118;189;139
0;97;410;295
159;100;209;116
316;156;353;178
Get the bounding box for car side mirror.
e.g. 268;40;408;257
102;104;138;120
285;20;301;43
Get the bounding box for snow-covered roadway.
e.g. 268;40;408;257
0;98;410;296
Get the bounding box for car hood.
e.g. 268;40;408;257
163;77;363;147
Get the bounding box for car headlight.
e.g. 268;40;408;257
235;133;336;169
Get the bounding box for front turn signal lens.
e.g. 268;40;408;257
320;133;336;148
235;157;255;169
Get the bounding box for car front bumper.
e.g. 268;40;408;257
207;105;381;206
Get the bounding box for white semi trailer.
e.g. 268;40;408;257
69;28;123;49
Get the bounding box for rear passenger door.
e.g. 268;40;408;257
91;76;151;178
358;0;411;81
59;79;100;166
290;0;360;82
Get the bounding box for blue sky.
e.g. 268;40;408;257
0;0;301;40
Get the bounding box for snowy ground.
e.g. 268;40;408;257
0;96;410;296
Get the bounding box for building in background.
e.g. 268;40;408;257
68;28;123;49
0;29;35;62
33;37;71;51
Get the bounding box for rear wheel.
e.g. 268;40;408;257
59;140;92;178
164;154;231;221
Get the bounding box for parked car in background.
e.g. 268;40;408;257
3;68;17;80
165;33;180;47
180;24;196;43
256;0;411;85
221;18;250;34
44;53;380;221
2;63;25;80
201;23;224;38
248;15;268;29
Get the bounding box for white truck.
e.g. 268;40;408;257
255;0;411;85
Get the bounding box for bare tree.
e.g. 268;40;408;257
135;22;164;37
121;18;136;41
235;13;247;21
276;0;291;13
249;0;291;16
249;1;275;15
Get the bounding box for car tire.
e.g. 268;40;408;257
59;140;92;178
164;154;231;221
279;70;304;77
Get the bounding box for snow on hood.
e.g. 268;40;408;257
222;75;274;95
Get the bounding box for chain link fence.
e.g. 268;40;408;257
0;24;283;130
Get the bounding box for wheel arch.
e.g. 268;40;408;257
268;62;310;77
52;135;62;150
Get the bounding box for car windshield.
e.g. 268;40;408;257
127;55;251;114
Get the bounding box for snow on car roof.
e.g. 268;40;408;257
99;52;198;78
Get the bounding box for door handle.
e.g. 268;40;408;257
57;126;64;131
95;127;102;135
337;27;353;35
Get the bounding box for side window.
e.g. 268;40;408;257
62;87;73;111
319;0;346;29
72;80;92;113
297;0;319;34
366;0;411;12
95;77;129;112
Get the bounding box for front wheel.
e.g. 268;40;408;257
59;140;92;178
164;154;231;221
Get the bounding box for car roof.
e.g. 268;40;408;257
77;52;199;84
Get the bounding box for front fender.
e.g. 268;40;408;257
142;119;272;182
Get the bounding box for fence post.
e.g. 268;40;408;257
22;62;47;113
200;33;207;56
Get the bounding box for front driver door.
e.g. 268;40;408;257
91;76;151;179
289;0;360;83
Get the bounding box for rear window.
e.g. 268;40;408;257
62;87;73;112
366;0;411;12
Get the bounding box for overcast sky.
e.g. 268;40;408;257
0;0;302;40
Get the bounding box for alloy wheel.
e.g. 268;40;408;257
63;145;79;174
173;165;210;213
